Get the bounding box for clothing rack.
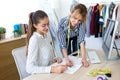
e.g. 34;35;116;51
77;1;120;7
86;1;120;4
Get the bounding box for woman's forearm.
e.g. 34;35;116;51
80;42;87;60
62;48;69;59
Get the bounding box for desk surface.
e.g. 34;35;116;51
23;50;120;80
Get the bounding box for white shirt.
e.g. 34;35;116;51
26;32;55;74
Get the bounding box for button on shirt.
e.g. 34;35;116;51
26;32;55;74
58;16;86;49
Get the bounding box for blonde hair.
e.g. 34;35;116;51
71;3;87;22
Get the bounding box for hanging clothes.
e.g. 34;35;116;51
90;3;99;35
99;4;105;25
112;4;119;20
108;2;115;19
98;4;105;37
94;8;100;37
86;2;120;38
102;4;109;37
86;6;93;37
103;5;108;28
101;5;107;37
117;4;120;33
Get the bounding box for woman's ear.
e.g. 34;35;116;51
33;24;37;28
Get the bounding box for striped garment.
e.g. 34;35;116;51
58;16;86;50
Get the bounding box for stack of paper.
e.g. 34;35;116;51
51;55;82;74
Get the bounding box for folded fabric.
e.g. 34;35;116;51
87;68;111;77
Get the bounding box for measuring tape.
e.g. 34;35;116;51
67;20;80;57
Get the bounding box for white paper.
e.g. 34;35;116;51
51;55;82;74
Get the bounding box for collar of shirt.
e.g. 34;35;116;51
34;32;46;39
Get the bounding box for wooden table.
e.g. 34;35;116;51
23;50;120;80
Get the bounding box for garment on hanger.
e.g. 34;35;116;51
94;7;100;37
86;7;93;37
112;4;119;20
116;4;120;33
99;4;105;37
90;3;99;35
86;2;120;38
108;2;115;19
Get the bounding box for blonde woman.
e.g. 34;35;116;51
58;3;89;67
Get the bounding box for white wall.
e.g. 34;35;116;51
0;0;64;38
1;0;119;38
0;0;42;38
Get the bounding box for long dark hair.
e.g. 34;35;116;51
26;10;48;55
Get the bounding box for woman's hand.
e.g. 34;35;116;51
54;57;63;63
81;59;89;67
65;58;73;67
51;65;67;73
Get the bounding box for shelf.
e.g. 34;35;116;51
0;34;26;44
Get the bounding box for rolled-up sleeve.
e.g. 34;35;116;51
58;21;67;50
78;23;86;44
